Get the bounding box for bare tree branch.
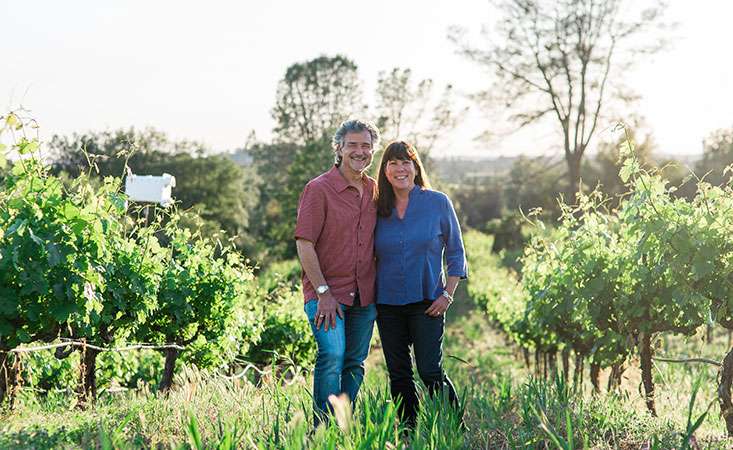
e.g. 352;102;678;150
450;0;670;204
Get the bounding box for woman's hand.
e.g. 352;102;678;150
425;294;451;317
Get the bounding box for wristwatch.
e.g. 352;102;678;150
442;290;454;304
316;285;330;295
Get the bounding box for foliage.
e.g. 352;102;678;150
246;259;314;367
257;258;302;293
0;117;117;350
484;211;527;252
503;155;566;219
695;126;733;187
582;122;658;207
451;0;669;204
464;230;529;349
271;54;362;144
48;127;202;178
149;217;261;369
465;128;733;413
46;128;259;252
374;67;466;158
245;286;315;368
449;177;504;230
0;111;265;398
245;141;299;262
23;349;163;393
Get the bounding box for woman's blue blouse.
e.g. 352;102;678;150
375;186;468;305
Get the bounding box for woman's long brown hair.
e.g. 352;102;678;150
376;141;431;217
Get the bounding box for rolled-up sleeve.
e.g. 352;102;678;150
441;194;468;279
294;183;325;243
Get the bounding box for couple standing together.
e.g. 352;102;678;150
295;119;468;428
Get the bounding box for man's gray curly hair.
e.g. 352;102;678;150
331;119;380;166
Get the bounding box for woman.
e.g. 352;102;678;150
374;141;467;428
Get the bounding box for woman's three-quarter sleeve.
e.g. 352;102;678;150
440;194;468;279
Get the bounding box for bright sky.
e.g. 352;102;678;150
2;1;732;157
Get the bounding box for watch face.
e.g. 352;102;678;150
317;286;328;294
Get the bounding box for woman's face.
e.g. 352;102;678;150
384;158;416;191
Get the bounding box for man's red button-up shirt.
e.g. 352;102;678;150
294;166;377;306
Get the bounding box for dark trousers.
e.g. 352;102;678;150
376;301;459;428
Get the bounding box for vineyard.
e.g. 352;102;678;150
0;112;315;409
467;129;733;431
3;113;733;448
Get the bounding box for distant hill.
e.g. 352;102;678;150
432;152;702;182
432;155;518;181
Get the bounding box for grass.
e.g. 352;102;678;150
2;284;733;448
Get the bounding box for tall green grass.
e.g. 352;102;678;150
3;285;733;448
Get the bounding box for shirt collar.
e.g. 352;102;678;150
325;165;368;193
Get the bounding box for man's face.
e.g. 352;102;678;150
337;131;374;174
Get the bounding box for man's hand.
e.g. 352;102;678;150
315;292;344;331
425;295;451;317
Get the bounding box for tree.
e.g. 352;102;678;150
272;55;363;144
695;126;733;186
451;0;669;205
374;68;466;157
48;128;203;178
47;129;258;250
143;154;257;250
261;55;364;259
245;141;299;261
246;137;333;260
450;177;504;229
504;155;566;219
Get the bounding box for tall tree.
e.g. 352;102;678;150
263;55;364;259
374;67;466;190
451;0;669;205
375;68;466;152
246;139;326;261
272;55;363;144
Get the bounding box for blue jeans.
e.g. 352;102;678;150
304;298;376;425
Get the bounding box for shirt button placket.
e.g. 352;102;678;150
400;222;406;299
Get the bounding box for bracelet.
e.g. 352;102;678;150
442;290;454;304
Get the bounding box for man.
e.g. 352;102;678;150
294;119;380;426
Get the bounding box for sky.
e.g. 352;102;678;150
2;1;732;158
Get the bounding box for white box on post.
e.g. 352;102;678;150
124;173;176;206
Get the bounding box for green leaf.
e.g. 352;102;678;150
619;158;639;183
16;329;31;343
0;293;17;315
49;303;77;323
63;203;81;220
47;242;62;267
16;138;39;155
6;218;27;237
